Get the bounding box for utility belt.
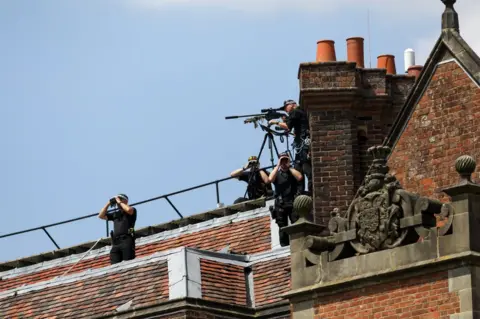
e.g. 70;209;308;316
269;196;294;220
110;228;135;244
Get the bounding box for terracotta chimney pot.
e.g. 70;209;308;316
346;37;365;68
316;40;336;62
407;65;423;79
377;54;396;75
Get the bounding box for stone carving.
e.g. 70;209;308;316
328;208;347;233
347;146;410;254
291;145;462;265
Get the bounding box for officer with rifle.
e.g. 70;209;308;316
269;100;312;195
268;152;303;247
98;194;137;264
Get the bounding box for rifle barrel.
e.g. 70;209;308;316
225;113;265;120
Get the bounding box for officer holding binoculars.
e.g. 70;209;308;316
98;193;137;264
230;156;272;204
268;152;303;247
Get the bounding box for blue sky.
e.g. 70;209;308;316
1;0;479;262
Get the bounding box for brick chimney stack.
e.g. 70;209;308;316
298;38;416;225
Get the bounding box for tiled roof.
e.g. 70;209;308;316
0;204;272;293
253;257;291;307
0;247;291;318
0;255;169;318
0;200;291;317
201;259;247;306
0;198;267;272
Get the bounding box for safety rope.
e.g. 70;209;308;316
58;237;103;279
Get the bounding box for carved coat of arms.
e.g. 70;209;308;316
347;146;404;254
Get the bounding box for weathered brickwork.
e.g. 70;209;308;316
389;61;480;203
314;271;460;319
299;62;357;89
309;109;357;224
301;63;415;224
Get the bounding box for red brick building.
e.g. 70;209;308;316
1;0;480;318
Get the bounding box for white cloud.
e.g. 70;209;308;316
125;0;436;15
125;0;480;63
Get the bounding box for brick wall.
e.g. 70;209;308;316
300;62;415;224
314;271;460;318
388;61;480;203
309;109;358;225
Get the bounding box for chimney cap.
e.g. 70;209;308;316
317;39;335;44
378;54;395;58
408;65;423;70
346;36;364;41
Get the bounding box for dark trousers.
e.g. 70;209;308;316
110;235;135;264
273;199;298;247
294;148;312;195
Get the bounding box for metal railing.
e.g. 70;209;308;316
0;166;274;250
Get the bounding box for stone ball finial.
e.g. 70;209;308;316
455;155;476;181
293;195;313;221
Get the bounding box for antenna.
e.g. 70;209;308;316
367;8;372;68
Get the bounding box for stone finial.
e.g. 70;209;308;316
441;0;459;32
455;155;476;182
293;195;313;222
441;0;456;6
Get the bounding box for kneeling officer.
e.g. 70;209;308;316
99;194;137;264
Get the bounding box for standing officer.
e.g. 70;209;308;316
269;100;312;195
268;152;303;246
98;194;137;264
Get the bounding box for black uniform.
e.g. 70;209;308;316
234;169;272;203
286;107;312;195
271;168;299;247
107;207;137;264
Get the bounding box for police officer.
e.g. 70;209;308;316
98;194;137;264
230;156;272;204
268;152;303;246
269;100;312;195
